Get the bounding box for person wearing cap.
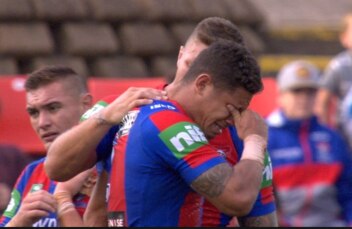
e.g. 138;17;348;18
266;60;352;227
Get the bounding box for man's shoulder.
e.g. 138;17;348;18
19;157;48;181
139;100;193;125
327;50;352;70
139;100;183;117
25;157;46;169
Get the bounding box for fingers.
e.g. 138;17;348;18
101;87;168;125
23;191;57;212
116;87;168;110
55;168;95;196
125;87;168;101
133;88;168;107
16;190;57;225
227;104;240;124
226;105;268;140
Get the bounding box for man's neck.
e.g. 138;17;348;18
164;81;195;121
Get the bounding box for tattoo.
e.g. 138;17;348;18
94;111;110;126
191;163;232;197
238;212;278;227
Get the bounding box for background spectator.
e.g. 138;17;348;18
267;60;352;226
316;12;352;130
339;84;352;151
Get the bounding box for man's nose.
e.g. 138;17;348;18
37;112;52;129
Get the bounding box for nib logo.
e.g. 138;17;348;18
159;122;208;159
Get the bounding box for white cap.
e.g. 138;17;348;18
277;60;320;91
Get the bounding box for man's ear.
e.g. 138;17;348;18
176;45;184;68
178;45;184;60
81;93;93;110
194;74;212;95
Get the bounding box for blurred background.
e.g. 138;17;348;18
0;0;352;155
0;0;350;78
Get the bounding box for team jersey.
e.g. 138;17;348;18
267;109;352;226
0;158;89;227
84;91;276;227
108;99;227;226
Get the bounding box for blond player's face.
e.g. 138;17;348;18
175;39;208;82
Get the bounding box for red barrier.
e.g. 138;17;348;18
249;77;278;118
0;76;277;155
89;77;166;103
0;76;40;153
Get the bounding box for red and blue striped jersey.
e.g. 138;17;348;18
0;158;89;227
107;99;226;226
86;93;276;226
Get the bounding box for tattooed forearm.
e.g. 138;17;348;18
238;212;278;227
191;163;232;197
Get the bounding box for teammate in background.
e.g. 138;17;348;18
315;12;352;130
45;17;278;227
267;60;352;226
0;66;94;227
0;66;166;227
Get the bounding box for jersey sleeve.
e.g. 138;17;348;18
144;108;227;185
229;127;277;218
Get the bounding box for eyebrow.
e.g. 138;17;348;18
27;101;61;111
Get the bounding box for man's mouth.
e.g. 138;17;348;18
41;133;58;142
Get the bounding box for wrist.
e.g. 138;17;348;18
241;134;267;166
54;191;75;217
6;218;19;227
93;110;113;126
7;215;29;227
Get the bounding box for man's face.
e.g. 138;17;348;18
278;87;317;119
175;39;208;82
194;84;253;139
26;81;85;150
